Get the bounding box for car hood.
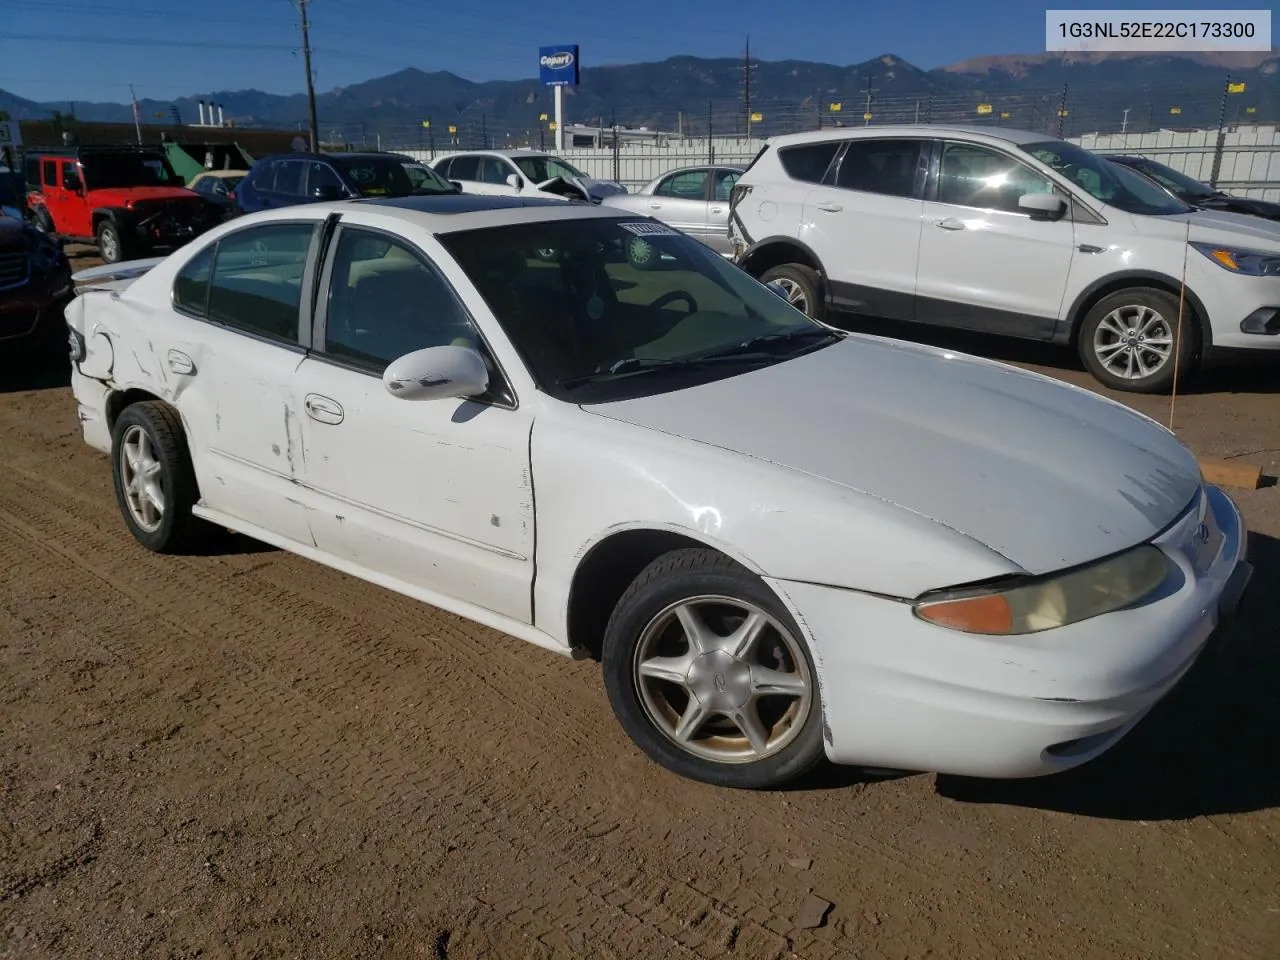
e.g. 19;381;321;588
1131;206;1280;249
583;336;1201;576
90;186;200;204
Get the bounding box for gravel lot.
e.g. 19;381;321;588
2;248;1278;959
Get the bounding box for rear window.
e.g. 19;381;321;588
778;142;841;184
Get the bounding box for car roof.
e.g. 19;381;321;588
254;151;415;163
761;124;1057;148
193;169;246;178
271;193;642;232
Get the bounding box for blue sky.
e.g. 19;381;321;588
2;0;1237;104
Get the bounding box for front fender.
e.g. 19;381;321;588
530;406;1020;644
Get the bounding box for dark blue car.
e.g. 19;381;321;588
235;151;458;214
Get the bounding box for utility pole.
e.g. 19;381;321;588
863;73;873;126
1121;107;1130;133
743;35;751;140
296;0;319;151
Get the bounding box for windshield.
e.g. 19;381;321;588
511;155;586;183
334;156;455;197
1117;157;1215;200
81;153;181;189
1020;140;1191;216
438;218;840;402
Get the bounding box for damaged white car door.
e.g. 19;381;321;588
166;217;322;545
287;216;536;623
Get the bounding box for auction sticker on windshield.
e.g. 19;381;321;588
619;221;679;236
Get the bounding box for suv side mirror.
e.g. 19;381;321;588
505;173;523;191
450;180;464;192
383;345;489;402
1018;192;1066;220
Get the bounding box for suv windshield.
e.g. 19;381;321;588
334;156;456;197
1116;157;1216;201
81;152;181;189
1020;140;1191;216
439;219;840;402
511;155;586;183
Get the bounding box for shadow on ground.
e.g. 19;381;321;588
0;348;71;393
934;531;1280;820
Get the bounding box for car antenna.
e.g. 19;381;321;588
1167;218;1191;432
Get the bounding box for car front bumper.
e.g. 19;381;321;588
768;483;1250;779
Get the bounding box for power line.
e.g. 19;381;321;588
4;31;295;52
295;0;319;151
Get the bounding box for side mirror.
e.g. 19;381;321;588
765;280;790;300
383;345;489;402
1018;192;1066;220
449;180;464;192
312;183;342;201
505;173;522;191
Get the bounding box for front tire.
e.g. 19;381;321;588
758;263;826;322
110;401;205;553
602;548;825;789
1078;287;1199;393
96;220;131;264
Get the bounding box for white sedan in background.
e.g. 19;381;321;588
600;164;745;256
65;194;1251;789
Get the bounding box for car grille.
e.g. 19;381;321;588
0;251;30;290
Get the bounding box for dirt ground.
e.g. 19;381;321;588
2;248;1278;959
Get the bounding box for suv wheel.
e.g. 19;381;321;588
602;548;825;789
1078;287;1198;393
96;220;130;264
758;264;826;321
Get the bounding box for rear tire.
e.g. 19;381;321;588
1077;287;1199;394
758;263;826;322
110;401;207;554
602;548;826;789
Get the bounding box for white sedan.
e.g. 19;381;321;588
65;194;1252;789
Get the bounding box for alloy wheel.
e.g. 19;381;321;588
119;424;166;532
632;595;813;764
1092;304;1174;380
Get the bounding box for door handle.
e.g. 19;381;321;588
935;217;965;230
649;202;663;209
710;206;724;214
304;393;344;425
1078;243;1104;254
814;201;843;213
167;349;195;375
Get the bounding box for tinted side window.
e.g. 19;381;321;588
713;169;740;201
308;162;343;194
62;162;82;191
477;158;508;184
272;160;304;196
41;160;56;188
173;244;215;315
448;156;480;180
324;228;481;371
207;223;315;341
778;142;840;184
937;142;1055;213
250;160;275;190
434;157;453;178
655;169;709;199
835;140;923;198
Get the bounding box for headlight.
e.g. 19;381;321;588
1190;241;1280;276
912;544;1170;636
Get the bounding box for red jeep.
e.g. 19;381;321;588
24;146;217;263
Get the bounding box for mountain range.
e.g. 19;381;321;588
2;50;1276;142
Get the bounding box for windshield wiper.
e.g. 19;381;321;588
691;327;841;361
557;353;774;390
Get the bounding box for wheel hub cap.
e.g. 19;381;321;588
686;650;752;712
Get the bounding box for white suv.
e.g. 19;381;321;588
728;125;1280;392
